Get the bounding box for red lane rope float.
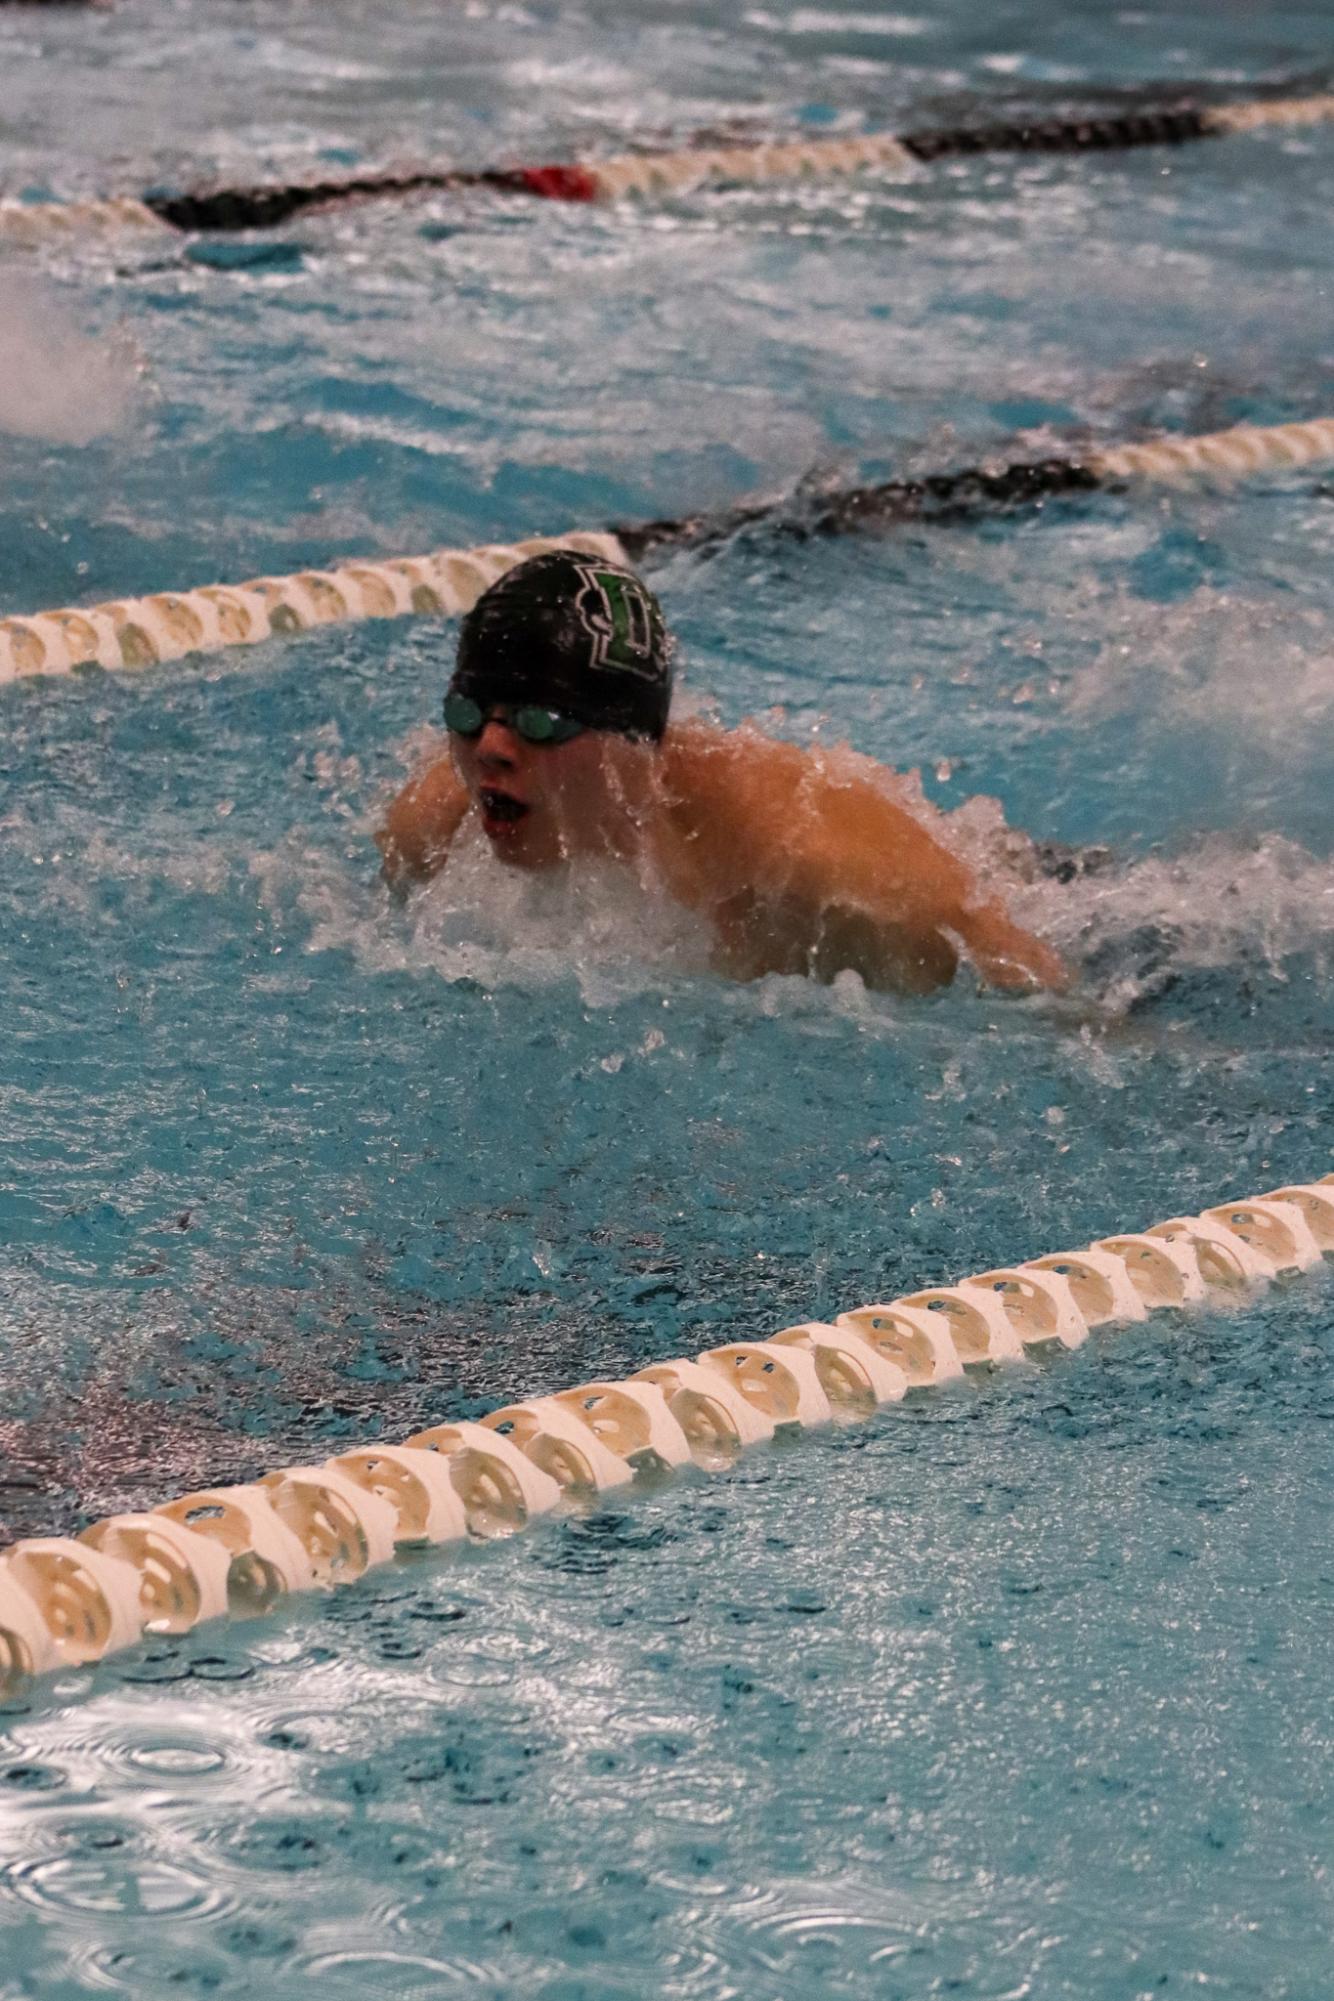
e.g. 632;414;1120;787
0;1180;1328;1690
3;91;1333;241
4;414;1334;688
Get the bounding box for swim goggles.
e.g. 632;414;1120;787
443;691;586;745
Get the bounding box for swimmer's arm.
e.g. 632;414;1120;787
945;894;1069;992
376;751;470;888
776;775;1068;992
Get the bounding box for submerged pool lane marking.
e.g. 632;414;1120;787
3;91;1333;241
0;1184;1329;1690
3;412;1334;688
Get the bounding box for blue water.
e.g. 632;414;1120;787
1;0;1333;1993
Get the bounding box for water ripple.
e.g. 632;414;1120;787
299;1950;506;1997
4;1849;228;1922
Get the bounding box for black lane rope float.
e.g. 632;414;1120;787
4;90;1332;242
3;414;1332;686
143;164;543;235
616;455;1111;562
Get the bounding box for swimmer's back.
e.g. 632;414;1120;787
653;720;1065;992
654;719;964;920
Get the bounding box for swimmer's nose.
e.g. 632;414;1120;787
476;719;521;767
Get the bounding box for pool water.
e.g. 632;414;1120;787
1;0;1332;1993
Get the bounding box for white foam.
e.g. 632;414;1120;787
0;274;137;445
1015;831;1334;1013
267;814;716;1010
1067;584;1334;759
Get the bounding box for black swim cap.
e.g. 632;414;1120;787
449;551;673;742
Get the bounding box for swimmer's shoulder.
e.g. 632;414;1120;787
652;720;817;911
377;744;469;886
660;718;807;823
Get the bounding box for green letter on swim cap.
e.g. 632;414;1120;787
579;567;659;673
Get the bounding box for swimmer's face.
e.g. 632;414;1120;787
449;708;655;869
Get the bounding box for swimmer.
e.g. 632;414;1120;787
377;551;1067;996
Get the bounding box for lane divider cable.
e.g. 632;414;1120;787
0;1180;1328;1691
2;91;1332;241
4;412;1334;689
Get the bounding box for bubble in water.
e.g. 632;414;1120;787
122;1738;230;1780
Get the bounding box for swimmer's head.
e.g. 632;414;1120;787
445;552;674;868
448;551;673;743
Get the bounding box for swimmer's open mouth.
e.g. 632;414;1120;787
479;788;530;826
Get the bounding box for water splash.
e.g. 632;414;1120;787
274;820;717;1008
1067;583;1334;763
0;274;137;446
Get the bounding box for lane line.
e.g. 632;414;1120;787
1;1180;1328;1688
4;91;1332;241
5;414;1334;688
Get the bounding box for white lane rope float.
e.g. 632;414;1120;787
0;1179;1329;1692
2;92;1333;241
4;412;1334;689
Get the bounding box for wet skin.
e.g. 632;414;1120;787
450;711;655;870
378;712;1068;995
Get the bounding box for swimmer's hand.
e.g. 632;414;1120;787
377;750;468;888
951;899;1071;992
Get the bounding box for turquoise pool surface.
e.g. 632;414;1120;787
0;0;1332;1993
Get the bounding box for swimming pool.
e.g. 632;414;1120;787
1;0;1332;1992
